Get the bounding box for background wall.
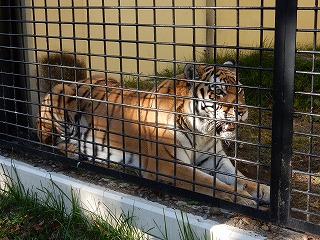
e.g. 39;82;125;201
23;0;318;77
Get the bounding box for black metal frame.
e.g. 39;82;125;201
0;0;319;235
271;0;297;224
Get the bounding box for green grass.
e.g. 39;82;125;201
0;167;147;239
153;210;208;240
0;165;210;240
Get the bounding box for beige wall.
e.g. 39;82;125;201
213;0;320;50
24;0;319;77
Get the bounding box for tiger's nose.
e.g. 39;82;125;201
237;107;248;117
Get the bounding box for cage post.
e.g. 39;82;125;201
271;0;297;224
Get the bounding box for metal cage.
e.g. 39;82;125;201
0;0;319;235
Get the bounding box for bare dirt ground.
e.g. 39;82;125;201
232;110;320;225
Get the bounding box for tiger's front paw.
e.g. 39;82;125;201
221;189;257;207
236;189;257;207
242;182;270;203
257;184;270;202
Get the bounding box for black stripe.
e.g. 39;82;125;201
141;92;153;109
57;89;64;108
93;141;98;159
66;94;75;105
109;92;121;117
92;90;103;100
214;155;224;170
96;79;107;85
127;153;134;165
82;128;91;156
194;101;200;116
75;113;83;151
82;101;92;110
197;156;210;167
101;130;107;152
200;88;205;99
93;93;107;111
178;115;192;132
163;145;175;160
81;87;90;98
177;119;193;147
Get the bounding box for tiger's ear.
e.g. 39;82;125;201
223;59;237;73
183;63;202;79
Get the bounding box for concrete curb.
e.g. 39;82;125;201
0;155;266;240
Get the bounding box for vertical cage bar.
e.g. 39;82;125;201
152;0;159;181
171;0;177;187
134;0;142;178
205;0;214;57
271;0;297;224
256;0;265;205
306;0;319;222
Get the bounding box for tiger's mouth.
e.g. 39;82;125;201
216;122;236;135
224;122;236;131
218;122;237;141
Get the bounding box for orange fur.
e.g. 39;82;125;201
37;64;270;206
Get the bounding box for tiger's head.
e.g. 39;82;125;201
183;60;248;139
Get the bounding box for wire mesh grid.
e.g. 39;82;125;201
0;0;275;214
2;1;320;233
291;1;320;226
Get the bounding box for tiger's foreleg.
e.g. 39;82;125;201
210;155;270;202
142;156;257;207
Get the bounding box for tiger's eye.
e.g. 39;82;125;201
215;89;223;95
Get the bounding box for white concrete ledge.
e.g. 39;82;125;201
0;155;265;240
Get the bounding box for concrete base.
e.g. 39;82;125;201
0;155;268;240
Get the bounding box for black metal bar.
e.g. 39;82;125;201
271;0;297;224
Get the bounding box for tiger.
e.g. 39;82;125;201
36;59;270;207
